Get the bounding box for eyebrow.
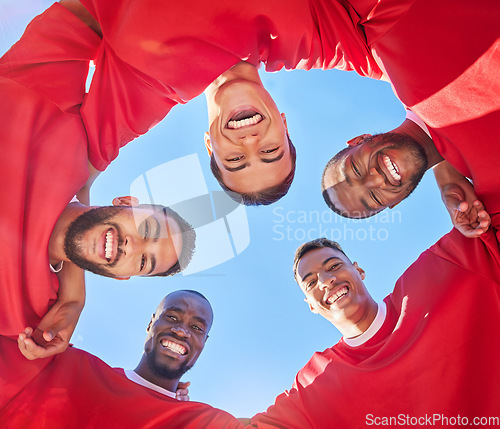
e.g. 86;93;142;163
164;307;208;326
343;156;353;186
301;256;340;283
146;213;163;275
223;151;285;172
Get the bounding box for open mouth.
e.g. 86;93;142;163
226;110;264;129
325;286;349;305
380;154;401;185
160;338;188;356
103;228;116;262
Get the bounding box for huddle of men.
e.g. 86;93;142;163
1;0;499;427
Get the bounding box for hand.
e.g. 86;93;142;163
176;381;191;401
17;299;83;360
442;183;490;238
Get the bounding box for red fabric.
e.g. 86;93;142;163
345;0;500;214
0;337;243;429
77;0;383;170
78;0;499;219
251;228;500;428
0;4;100;337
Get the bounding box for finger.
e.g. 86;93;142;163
176;394;190;402
43;330;55;342
177;381;191;389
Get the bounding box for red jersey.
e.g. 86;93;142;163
0;336;243;429
77;0;500;218
251;228;500;428
0;4;100;337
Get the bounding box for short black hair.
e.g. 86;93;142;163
210;135;296;206
293;238;347;281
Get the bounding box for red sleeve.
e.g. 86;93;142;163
81;45;179;171
428;228;500;284
0;5;96;336
0;336;243;429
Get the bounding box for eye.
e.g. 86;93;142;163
327;263;341;271
306;279;317;291
226;155;244;162
140;255;146;271
351;159;361;177
192;325;204;332
261;147;278;154
370;191;383;206
167;315;178;322
144;221;150;239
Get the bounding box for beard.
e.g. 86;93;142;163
144;347;194;380
64;206;124;277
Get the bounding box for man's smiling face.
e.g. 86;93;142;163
143;291;212;380
205;78;292;194
296;246;370;323
322;133;428;218
64;205;184;279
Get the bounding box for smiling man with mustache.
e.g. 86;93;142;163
4;291;244;428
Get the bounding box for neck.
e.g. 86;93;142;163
134;356;180;393
332;296;378;339
205;61;261;96
48;201;90;265
393;119;443;169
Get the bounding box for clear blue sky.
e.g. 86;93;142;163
3;0;453;418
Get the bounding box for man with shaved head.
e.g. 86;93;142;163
2;290;243;428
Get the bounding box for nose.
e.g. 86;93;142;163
122;235;142;257
238;133;260;145
171;326;191;338
318;273;335;291
364;168;386;189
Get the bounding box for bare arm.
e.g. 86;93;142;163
76;161;102;205
432;160;490;237
18;262;86;359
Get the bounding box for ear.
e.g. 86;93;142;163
346;134;371;147
304;298;318;314
146;314;155;332
112;196;139;207
280;113;289;135
204;132;213;156
113;276;131;281
388;201;401;209
353;262;366;280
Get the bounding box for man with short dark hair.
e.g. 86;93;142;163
0;5;195;358
322;108;499;235
249;231;500;428
62;0;498;207
1;290;243;429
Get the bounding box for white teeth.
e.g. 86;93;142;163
160;339;187;355
326;287;348;305
228;113;262;129
383;155;401;181
105;230;113;260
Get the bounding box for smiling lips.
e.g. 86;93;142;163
104;229;114;261
227;110;263;129
325;286;349;305
381;154;401;184
160;338;187;356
